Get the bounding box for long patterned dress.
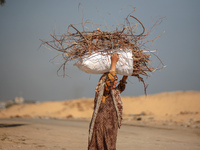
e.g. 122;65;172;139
88;72;127;150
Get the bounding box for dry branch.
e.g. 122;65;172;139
40;13;164;95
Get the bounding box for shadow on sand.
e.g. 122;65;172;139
0;123;27;128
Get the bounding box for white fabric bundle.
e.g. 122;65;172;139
74;49;133;76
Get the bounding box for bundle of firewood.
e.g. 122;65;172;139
40;14;164;94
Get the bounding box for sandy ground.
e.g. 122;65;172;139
0;118;200;150
0;91;200;149
1;91;200;128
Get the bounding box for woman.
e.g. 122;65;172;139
88;53;128;150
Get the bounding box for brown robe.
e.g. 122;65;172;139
88;73;126;150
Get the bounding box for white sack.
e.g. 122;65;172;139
74;49;133;76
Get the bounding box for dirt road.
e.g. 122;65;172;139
0;118;199;150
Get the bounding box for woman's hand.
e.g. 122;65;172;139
111;53;119;63
110;53;119;72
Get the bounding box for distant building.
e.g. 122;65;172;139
0;100;13;110
14;96;24;104
0;102;6;110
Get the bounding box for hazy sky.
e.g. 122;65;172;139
0;0;200;101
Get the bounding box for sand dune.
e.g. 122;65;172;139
0;91;200;127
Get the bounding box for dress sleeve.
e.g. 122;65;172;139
117;79;127;93
102;72;116;103
104;72;116;95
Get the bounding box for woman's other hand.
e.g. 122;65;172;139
122;75;128;81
